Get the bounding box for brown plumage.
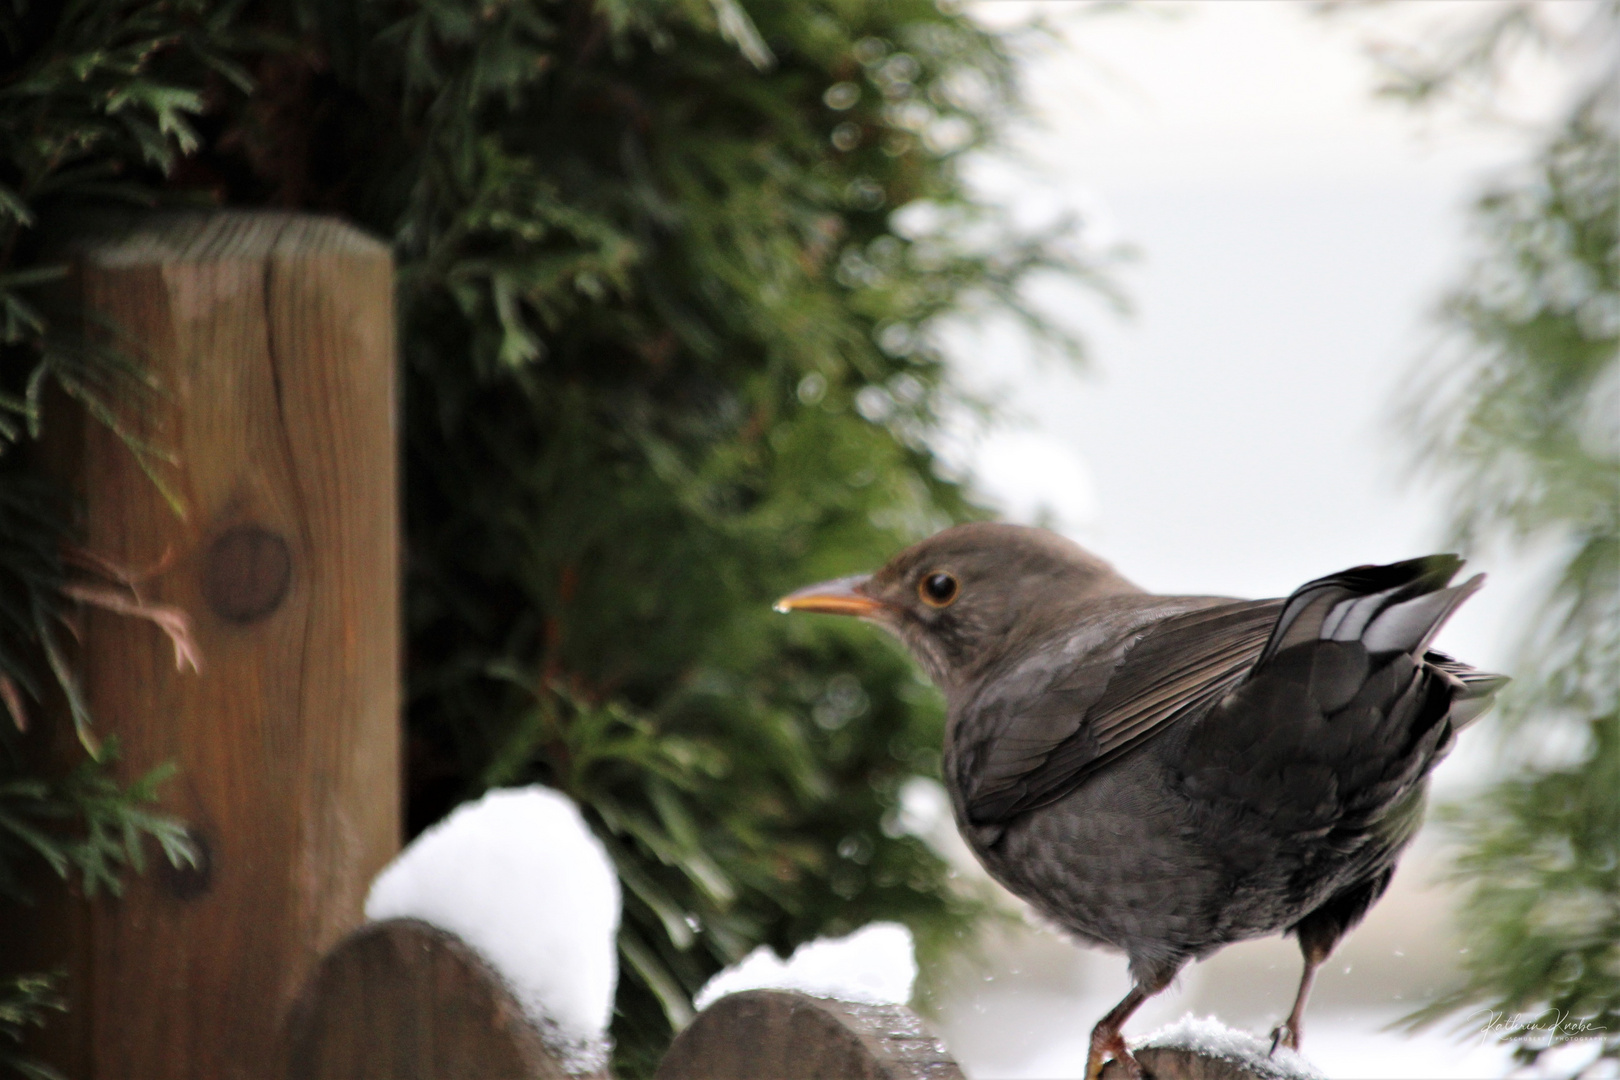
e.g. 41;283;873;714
777;523;1505;1079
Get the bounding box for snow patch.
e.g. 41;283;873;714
694;922;917;1010
1140;1015;1326;1080
365;786;620;1073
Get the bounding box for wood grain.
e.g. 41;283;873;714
20;211;400;1080
1100;1045;1303;1080
654;989;965;1080
283;919;574;1080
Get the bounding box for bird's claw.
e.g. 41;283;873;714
1268;1021;1300;1056
1085;1028;1143;1080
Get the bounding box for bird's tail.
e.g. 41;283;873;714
1259;555;1484;665
1425;651;1512;730
1254;554;1508;725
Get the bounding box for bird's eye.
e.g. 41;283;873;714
918;571;959;608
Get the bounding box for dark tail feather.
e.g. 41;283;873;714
1260;555;1477;665
1427;651;1511;729
1359;573;1484;654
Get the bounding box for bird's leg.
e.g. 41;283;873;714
1268;954;1318;1053
1270;933;1333;1054
1083;984;1149;1080
1272;874;1391;1056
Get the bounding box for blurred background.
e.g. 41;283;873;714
0;0;1611;1077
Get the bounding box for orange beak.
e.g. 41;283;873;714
773;574;886;617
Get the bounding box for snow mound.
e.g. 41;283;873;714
1140;1015;1326;1080
694;922;916;1011
365;786;620;1073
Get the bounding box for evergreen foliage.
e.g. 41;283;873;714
1;0;1096;1073
1;2;218;1074
1381;3;1620;1070
0;972;62;1080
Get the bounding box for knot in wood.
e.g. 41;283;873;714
204;525;291;623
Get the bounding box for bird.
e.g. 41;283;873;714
774;523;1506;1080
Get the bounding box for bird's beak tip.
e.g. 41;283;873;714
773;574;883;617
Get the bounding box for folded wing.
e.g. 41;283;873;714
958;599;1281;825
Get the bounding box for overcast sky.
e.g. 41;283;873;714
943;0;1575;681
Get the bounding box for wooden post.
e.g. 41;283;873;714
284;919;577;1080
654;990;1300;1080
654;989;965;1080
20;211;400;1079
1100;1045;1303;1080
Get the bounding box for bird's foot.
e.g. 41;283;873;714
1085;1026;1142;1080
1268;1019;1301;1055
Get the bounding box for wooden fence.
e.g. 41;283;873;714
4;210;1273;1080
286;919;1246;1080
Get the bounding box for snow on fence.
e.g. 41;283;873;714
6;210;1296;1080
284;923;961;1080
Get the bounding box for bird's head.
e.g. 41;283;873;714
775;523;1139;692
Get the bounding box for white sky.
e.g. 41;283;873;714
943;0;1576;675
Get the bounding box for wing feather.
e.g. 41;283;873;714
961;600;1281;825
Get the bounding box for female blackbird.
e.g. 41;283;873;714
776;523;1504;1080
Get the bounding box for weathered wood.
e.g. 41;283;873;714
1100;1042;1318;1080
284;919;575;1080
16;211;400;1079
655;989;964;1080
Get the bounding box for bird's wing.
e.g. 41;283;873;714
956;598;1283;826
